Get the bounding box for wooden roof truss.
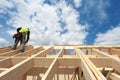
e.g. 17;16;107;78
0;45;120;80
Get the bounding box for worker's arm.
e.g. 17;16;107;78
13;27;22;38
26;30;30;43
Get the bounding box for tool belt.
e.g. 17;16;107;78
13;33;22;39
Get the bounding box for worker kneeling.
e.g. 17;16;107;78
12;27;30;52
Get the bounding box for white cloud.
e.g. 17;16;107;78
0;25;3;28
0;0;14;14
0;0;14;8
73;0;82;8
0;38;9;48
94;26;120;45
6;30;16;36
82;0;109;24
1;0;88;46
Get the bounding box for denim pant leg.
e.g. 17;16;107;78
12;39;20;50
20;34;26;52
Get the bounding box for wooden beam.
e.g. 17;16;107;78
14;46;43;57
26;67;76;76
112;59;120;73
0;45;33;57
0;45;120;80
0;58;33;80
97;68;113;71
75;48;97;80
0;68;9;73
41;47;64;80
33;57;54;67
109;73;120;80
0;57;6;61
43;45;120;49
110;48;120;56
92;48;120;73
89;57;113;68
11;57;27;65
36;47;53;57
0;50;20;57
33;57;80;67
76;48;107;80
0;46;53;80
92;49;108;57
58;57;80;66
0;46;11;54
0;58;12;68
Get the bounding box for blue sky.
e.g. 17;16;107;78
0;0;120;47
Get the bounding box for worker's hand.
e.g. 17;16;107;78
13;34;16;39
13;36;14;39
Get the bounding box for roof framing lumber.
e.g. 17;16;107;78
0;46;11;54
33;57;80;67
92;48;120;73
0;45;120;80
14;46;43;57
109;73;120;80
110;48;120;56
41;47;64;80
0;45;33;57
89;57;113;68
75;48;97;80
0;58;33;80
0;46;52;80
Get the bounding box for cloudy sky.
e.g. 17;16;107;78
0;0;120;47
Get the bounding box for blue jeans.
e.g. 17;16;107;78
12;33;26;52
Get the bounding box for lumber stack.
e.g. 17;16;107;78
0;45;120;80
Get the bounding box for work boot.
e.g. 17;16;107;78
20;49;24;52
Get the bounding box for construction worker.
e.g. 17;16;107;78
12;27;30;52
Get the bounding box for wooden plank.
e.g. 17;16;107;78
33;57;54;67
36;47;53;57
0;50;20;57
33;57;80;67
58;57;80;66
0;46;53;80
0;58;12;68
0;68;9;71
0;46;11;54
84;55;106;80
63;55;77;58
77;48;107;80
92;48;120;73
75;48;97;80
11;57;27;65
89;57;113;68
0;68;9;72
112;59;120;73
41;47;64;80
26;67;75;76
43;45;120;49
0;45;33;57
0;57;5;60
17;74;26;80
0;58;33;80
0;45;120;80
32;46;53;57
97;68;113;71
26;67;47;76
110;48;120;56
58;67;75;74
109;73;120;80
14;46;43;57
92;49;108;57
